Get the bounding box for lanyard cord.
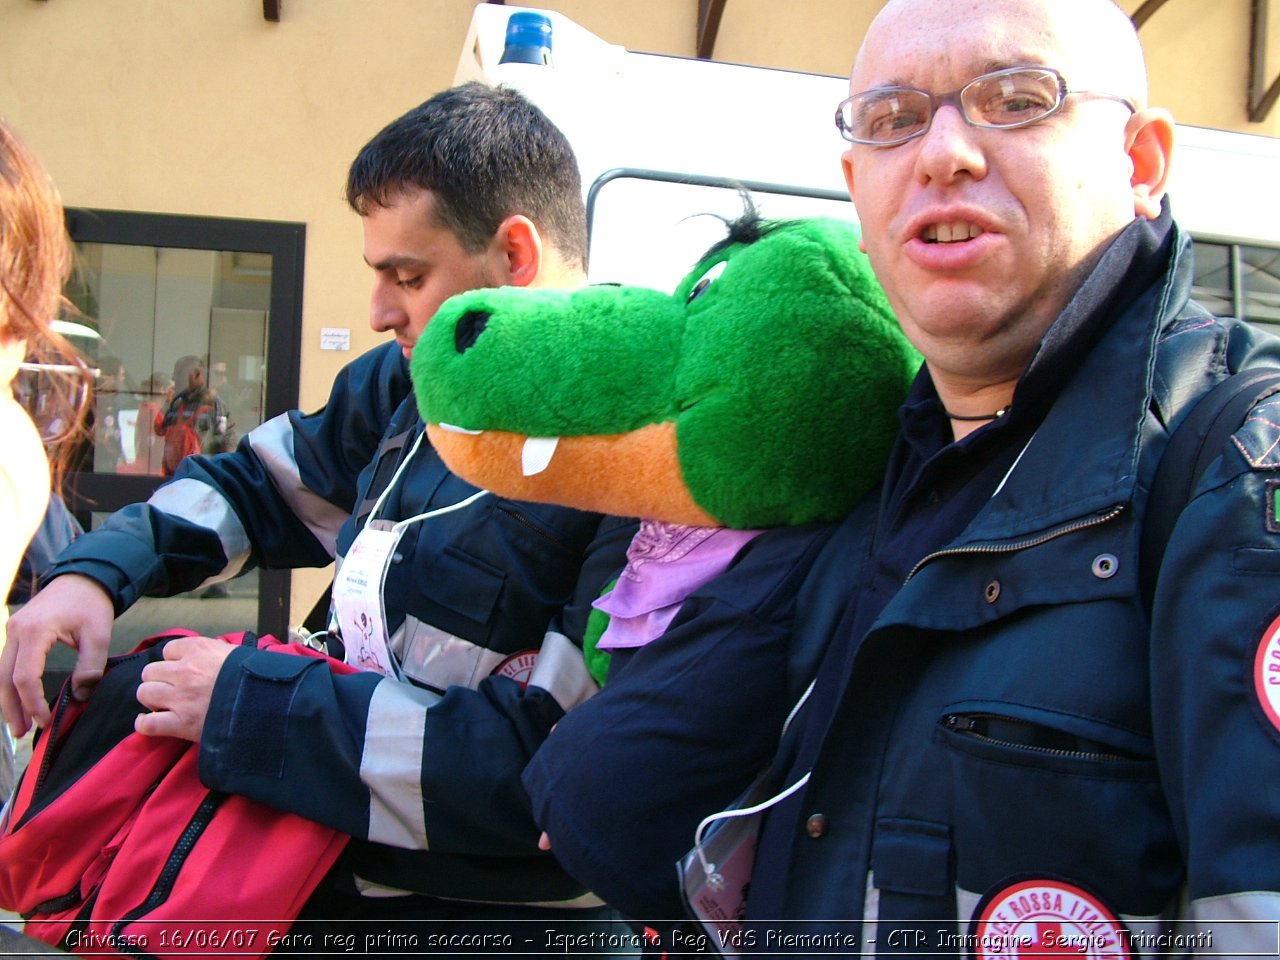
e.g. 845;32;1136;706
316;429;492;651
691;678;817;877
365;428;490;530
394;489;490;531
366;431;425;522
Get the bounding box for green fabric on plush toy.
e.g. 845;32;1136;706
412;206;919;684
579;582;617;686
411;209;920;531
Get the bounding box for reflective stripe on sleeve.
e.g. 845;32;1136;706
361;677;441;849
1190;891;1280;954
528;630;598;712
351;874;604;909
149;478;251;581
246;414;352;558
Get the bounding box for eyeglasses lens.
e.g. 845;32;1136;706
843;91;931;144
963;69;1062;127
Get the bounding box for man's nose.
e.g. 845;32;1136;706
369;282;406;332
914;104;987;184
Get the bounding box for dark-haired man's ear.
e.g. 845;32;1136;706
1125;107;1175;220
494;214;543;288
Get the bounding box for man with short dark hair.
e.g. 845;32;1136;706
3;82;633;947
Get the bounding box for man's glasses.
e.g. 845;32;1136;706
835;66;1136;147
14;360;97;445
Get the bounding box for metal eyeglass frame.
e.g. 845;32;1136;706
835;66;1136;147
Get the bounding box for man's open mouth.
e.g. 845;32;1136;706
922;221;985;243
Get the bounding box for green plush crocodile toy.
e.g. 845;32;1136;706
411;208;920;531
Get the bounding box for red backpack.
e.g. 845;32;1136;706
0;631;352;958
159;400;207;475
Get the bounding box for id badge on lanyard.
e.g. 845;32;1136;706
332;519;404;678
330;430;490;678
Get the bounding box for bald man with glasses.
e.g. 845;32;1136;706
732;0;1280;950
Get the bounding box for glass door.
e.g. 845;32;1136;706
57;210;304;647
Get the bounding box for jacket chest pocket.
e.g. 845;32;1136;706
933;700;1181;918
424;546;507;625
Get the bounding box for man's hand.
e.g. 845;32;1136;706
535;723;560;851
135;635;235;741
1;574;115;736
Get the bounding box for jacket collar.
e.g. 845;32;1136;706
954;207;1187;544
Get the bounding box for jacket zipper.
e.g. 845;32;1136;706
496;505;578;555
904;504;1126;584
942;713;1140;763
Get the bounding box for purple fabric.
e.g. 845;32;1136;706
594;520;762;650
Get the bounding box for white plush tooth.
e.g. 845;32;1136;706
522;436;560;476
438;422;485;435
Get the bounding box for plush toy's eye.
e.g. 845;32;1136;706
455;310;491;353
686;260;728;303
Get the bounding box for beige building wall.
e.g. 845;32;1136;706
706;0;1280;138
0;0;1274;622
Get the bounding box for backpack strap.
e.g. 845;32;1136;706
1140;368;1280;612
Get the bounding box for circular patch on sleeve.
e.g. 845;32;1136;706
969;877;1131;959
1253;612;1280;738
491;649;539;689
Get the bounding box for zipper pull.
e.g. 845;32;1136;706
944;714;976;733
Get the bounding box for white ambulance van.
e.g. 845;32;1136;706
454;3;1280;325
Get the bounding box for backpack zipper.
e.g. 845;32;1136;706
29;646;156;797
110;790;228;955
30;682;76;795
21;644;189;923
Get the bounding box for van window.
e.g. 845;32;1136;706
1243;244;1280;326
586;170;854;291
1191;238;1280;329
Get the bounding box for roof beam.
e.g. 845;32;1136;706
1249;0;1280;122
697;0;727;60
263;0;280;21
1131;0;1173;29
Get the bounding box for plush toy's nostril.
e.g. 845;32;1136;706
455;310;491;353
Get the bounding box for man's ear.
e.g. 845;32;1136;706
841;150;869;254
1125;107;1175;220
492;214;543;288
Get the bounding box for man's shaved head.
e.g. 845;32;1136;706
853;0;1148;108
